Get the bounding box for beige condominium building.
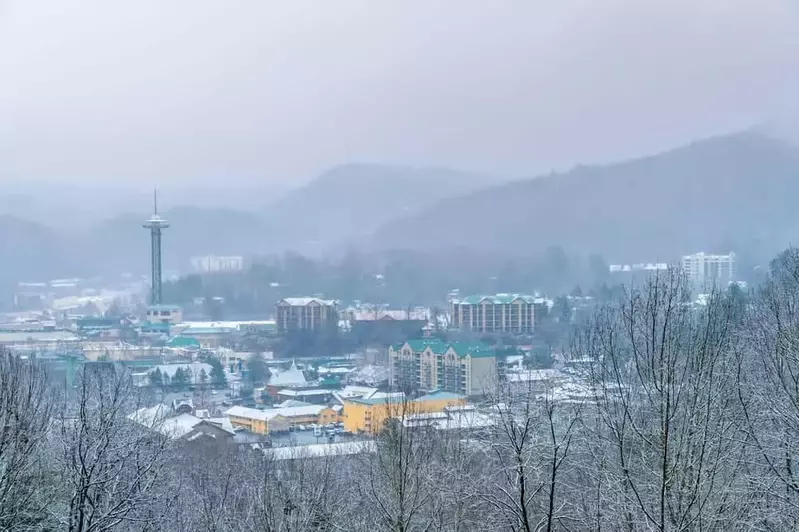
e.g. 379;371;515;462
275;297;338;334
450;294;536;334
389;340;497;396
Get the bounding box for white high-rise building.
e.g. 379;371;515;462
681;252;735;291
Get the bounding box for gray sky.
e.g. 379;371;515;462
1;0;798;188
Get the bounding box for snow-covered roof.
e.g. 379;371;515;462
128;406;210;439
277;388;331;397
337;385;379;399
225;404;327;421
350;309;428;321
268;360;307;388
276;399;313;408
402;408;493;431
505;369;564;383
266;440;376;460
278;297;336;307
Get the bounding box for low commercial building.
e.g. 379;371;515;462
450;294;536;334
389;340;498;396
145;304;183;325
225;404;341;435
342;390;466;435
277;388;335;405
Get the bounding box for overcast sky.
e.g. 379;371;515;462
1;0;798;188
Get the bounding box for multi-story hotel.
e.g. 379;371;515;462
450;294;536;334
388;340;497;396
681;252;735;291
275;297;338;334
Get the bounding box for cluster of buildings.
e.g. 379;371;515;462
11;196;745;459
609;251;737;293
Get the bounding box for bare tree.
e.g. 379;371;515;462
478;378;581;532
738;248;799;528
572;270;746;531
0;351;56;531
250;448;354;531
353;399;450;531
57;363;173;532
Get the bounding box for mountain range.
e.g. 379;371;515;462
2;132;799;286
372;132;799;261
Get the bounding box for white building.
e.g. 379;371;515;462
190;255;245;274
681;252;735;291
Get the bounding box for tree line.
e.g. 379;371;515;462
3;248;799;530
162;247;619;319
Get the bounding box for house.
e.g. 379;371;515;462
129;405;234;442
389;340;498;396
342;390;466;435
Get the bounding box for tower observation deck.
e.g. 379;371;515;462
142;191;169;305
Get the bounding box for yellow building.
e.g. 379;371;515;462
389;340;498;396
225;404;341;435
342;390;466;435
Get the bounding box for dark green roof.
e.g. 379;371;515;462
399;340;496;359
167;336;200;348
418;390;466;401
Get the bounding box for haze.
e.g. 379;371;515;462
1;0;798;189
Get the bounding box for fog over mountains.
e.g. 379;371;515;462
1;131;798;284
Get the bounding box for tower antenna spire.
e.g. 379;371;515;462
143;191;169;305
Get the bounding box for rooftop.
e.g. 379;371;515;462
147;304;182;311
226;404;327;421
398;339;496;359
265;440;376;460
268;361;307;387
455;294;536;305
278;297;337;307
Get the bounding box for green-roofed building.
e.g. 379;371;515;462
389;339;498;396
166;336;200;349
450;293;536;334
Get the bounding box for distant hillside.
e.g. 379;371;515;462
83;207;269;274
370;133;799;261
0;215;77;284
263;164;497;251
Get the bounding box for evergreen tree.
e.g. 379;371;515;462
246;353;270;385
208;358;227;390
171;367;190;391
149;368;163;388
